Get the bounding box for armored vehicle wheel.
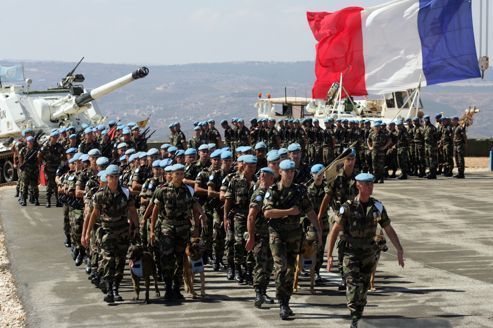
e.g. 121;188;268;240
2;160;16;182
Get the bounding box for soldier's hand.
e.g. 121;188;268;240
149;232;155;246
290;206;301;216
245;236;254;251
317;233;323;248
327;256;334;272
81;234;89;249
397;250;405;268
223;218;229;231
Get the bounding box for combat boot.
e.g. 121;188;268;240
34;197;40;206
85;260;92;275
75;248;85;266
172;282;184;301
254;288;264;308
29;194;35;204
262;288;275;304
285;296;295;316
164;279;173;301
397;174;407;180
14;189;19;198
71;246;79;261
20;198;27;206
113;281;123;301
338;279;347;291
99;278;107;294
213;258;220;272
55;195;63;207
103;280;114;303
227;266;235;280
45;195;51;208
245;269;253;285
350;317;359;328
64;233;71;248
234;265;244;284
279;298;290;320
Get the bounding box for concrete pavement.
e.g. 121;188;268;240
1;172;493;327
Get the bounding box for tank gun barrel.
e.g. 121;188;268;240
75;67;149;107
51;67;149;120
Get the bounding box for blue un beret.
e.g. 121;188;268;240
287;143;301;152
119;155;127;162
147;148;159;157
243;155;257;164
260;167;275;175
96;157;109;166
311;164;325;175
221;151;233;160
106;164;120;176
175;150;185;157
66;147;77;154
185;148;197;156
210;149;222;159
267;151;280;162
171;164;185;172
355;173;375;183
255;142;267;150
152;160;161;168
88;148;101;157
97;170;108;183
279;159;296;170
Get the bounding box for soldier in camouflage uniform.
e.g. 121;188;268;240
139;160;163;248
405;119;415;175
440;117;454;177
150;163;205;301
39;130;65;207
58;149;77;247
423;116;438;179
396;120;409;179
207;150;233;271
66;155;84;265
322;119;335;165
263;159;322;320
195;149;223;264
368;122;390;183
318;149;358;290
452;116;467;178
326;172;404;328
307;164;329;284
18;136;40;206
221;120;235;151
78;128;100;154
385;122;398;178
224;155;258;284
83;165;140;303
413;117;426;177
434;114;444;174
246;167;275;308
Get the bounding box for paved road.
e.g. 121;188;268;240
1;173;493;328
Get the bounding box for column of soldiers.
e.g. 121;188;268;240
14;112;471;327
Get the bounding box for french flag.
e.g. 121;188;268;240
308;0;481;98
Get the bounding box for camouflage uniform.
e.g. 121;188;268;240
413;125;426;177
250;186;274;292
19;145;39;205
441;124;454;176
78;140;100;154
336;196;391;322
207;168;228;268
40;141;65;206
423;123;438;177
396;127;409;177
453;124;467;177
224;173;257;281
322;126;335;165
84;174;103;277
195;167;214;261
66;171;84;257
221;171;237;274
307;181;329;275
369;129;387;182
154;182;197;292
59;169;73;245
93;185;133;294
263;182;311;302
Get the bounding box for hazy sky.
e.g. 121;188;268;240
2;0;489;65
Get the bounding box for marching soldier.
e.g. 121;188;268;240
263;159;322;320
423;116;438;179
452;116;467;178
39;130;65;207
18;136;40;206
326;172;404;328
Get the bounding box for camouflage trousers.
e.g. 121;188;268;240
69;208;84;249
414;144;425;174
159;223;190;286
44;168;58;197
364;149;373;173
90;225;103;274
454;144;465;174
315;216;330;274
20;170;39;199
408;144;415;173
443;144;454;174
342;251;378;321
371;150;385;181
212;209;225;263
63;204;70;237
425;145;437;173
100;229;130;282
385;148;398;174
225;217;235;268
253;233;273;290
269;226;302;300
202;207;214;260
233;214;247;267
397;148;409;175
322;146;335;166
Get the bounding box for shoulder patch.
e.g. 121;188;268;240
265;191;271;199
339;206;345;215
255;195;263;202
374;200;383;214
209;175;214;181
121;187;130;199
186;185;195;197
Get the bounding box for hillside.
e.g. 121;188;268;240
1;60;491;139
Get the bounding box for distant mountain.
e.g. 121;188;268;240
1;60;491;139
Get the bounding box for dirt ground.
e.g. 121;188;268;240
0;219;26;328
465;157;490;170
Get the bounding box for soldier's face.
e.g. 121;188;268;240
244;163;256;176
261;172;274;186
280;169;295;186
356;181;374;197
344;156;355;171
289;151;301;163
107;174;119;189
211;158;221;169
221;159;232;170
172;170;184;184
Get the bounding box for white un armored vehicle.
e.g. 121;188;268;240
0;59;149;182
